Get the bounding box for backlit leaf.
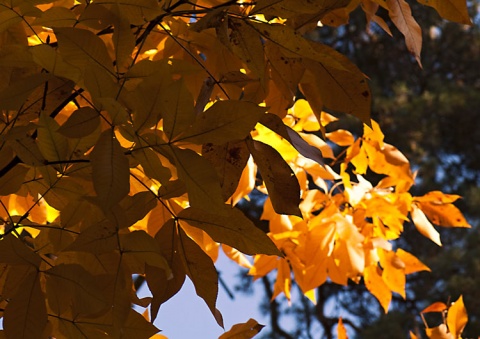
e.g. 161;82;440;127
3;271;47;339
178;101;266;145
202;141;251;200
177;226;221;325
249;140;302;217
140;77;192;136
178;206;281;255
57;107;100;138
90;129;130;210
0;164;28;196
416;0;471;24
170;146;225;213
55;27;114;75
219;318;265;339
385;0;422;66
37;111;69;163
446;295;468;338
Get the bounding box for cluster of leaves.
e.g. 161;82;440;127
0;0;471;338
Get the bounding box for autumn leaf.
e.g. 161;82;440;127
178;206;281;256
219;318;265;339
90;129;130;210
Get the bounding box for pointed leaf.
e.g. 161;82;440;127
178;207;281;255
411;204;441;246
227;18;266;87
385;0;422;66
45;264;109;316
364;265;391;313
170;146;225;212
161;79;195;139
219;318;265;339
178;101;266;145
249;140;301;217
447;295;468;338
121;310;160;339
37;111;69;162
0;73;52;111
177;226;220;322
120;230;171;274
149;219;186;321
58;107;100;138
3;271;47;339
0;164;29;196
260;113;325;164
90;129;130;209
202;141;251;200
416;0;471;25
55;27;114;75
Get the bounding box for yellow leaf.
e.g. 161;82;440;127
326;129;355;146
222;245;252;269
411;204;441;246
259;113;326;164
219;318;265;339
337;317;349;339
409;331;419;339
425;324;454;339
447;295;468;338
249;255;278;279
301;44;371;123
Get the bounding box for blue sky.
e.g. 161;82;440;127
138;251;269;338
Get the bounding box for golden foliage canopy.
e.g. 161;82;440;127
0;0;471;338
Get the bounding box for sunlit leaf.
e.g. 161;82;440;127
446;295;468;338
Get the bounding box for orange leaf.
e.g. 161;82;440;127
396;249;430;275
364;265;391;313
447;295;468;338
326;129;355;146
219;318;265;339
411;204;442;246
337;317;349;339
421;302;448;314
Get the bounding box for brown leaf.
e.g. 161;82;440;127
248;140;302;217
